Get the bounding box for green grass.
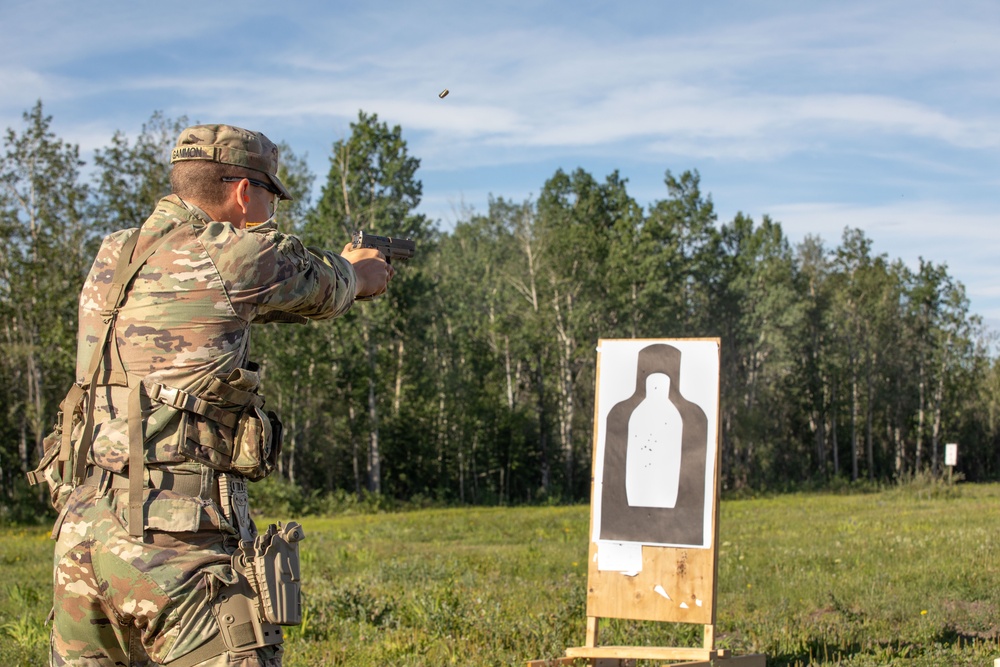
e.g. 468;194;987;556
0;526;54;666
3;484;1000;666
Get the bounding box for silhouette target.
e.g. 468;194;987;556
599;343;708;546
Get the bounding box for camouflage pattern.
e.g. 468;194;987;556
52;483;280;666
76;194;355;473
51;192;357;665
171;124;292;200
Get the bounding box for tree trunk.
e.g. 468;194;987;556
916;359;926;473
831;380;840;477
536;351;550;495
393;338;404;417
931;365;946;477
930;331;952;477
865;346;875;481
813;374;827;476
346;380;362;498
851;363;859;483
552;285;575;493
360;317;381;494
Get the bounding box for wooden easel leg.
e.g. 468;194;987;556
703;624;715;651
586;616;600;648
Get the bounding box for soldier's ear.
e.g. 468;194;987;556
234;179;251;217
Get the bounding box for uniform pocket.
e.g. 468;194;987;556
112;489;220;533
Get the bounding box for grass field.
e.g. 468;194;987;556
2;481;999;666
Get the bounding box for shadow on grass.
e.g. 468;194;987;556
766;627;1000;667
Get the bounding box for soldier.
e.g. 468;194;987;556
38;124;392;666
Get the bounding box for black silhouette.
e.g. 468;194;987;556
599;344;709;546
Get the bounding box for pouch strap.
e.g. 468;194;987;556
147;383;241;429
207;376;264;408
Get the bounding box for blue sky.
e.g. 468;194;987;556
3;1;999;328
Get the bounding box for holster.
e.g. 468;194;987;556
210;521;305;651
245;521;306;625
212;559;284;651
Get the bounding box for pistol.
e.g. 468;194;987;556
351;230;416;264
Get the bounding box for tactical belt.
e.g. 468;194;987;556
80;465;221;505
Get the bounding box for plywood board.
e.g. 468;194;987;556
585;339;722;625
585;541;716;624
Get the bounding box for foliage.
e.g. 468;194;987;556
1;101;998;520
0;526;51;665
92;110;187;231
0;101;95;512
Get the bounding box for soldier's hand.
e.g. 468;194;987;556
342;243;394;298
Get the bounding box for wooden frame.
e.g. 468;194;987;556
528;339;764;667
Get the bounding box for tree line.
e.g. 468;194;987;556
2;101;998;520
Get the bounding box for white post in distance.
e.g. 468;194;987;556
944;443;958;484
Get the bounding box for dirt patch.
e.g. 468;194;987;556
939;598;1000;640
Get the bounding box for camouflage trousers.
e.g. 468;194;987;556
50;483;282;666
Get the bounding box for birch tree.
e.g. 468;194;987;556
305;111;431;495
0;102;93;495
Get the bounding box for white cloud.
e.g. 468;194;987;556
6;1;998;166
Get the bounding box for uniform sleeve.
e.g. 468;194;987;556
202;223;357;322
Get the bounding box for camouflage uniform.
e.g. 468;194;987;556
48;125;356;666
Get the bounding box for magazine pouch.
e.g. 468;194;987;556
231;404;282;482
171;367;282;481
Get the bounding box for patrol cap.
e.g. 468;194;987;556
171;124;292;201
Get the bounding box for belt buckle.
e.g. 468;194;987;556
155;385;182;408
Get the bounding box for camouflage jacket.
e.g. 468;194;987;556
77;194;356;473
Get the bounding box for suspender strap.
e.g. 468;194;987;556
99;230;141;388
67;224;191;490
62;231;139;485
127;382;145;537
58;385;86;474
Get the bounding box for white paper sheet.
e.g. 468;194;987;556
596;540;644;573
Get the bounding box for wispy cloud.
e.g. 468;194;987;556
769;201;1000;245
7;1;999;163
765;199;1000;318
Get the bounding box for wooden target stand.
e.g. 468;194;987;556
528;339;764;667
